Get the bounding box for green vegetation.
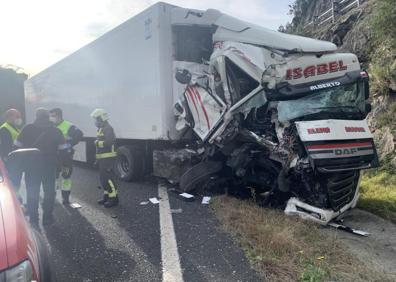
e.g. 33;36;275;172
359;170;396;223
356;0;396;222
211;196;390;282
376;104;396;128
279;0;315;34
369;0;396;96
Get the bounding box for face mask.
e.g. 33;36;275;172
49;117;57;124
14;118;23;127
95;120;103;128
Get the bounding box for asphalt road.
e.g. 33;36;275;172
29;166;261;282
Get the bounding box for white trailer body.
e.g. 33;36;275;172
25;3;176;140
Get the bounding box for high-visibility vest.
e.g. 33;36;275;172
57;120;73;141
0;122;20;142
95;128;116;159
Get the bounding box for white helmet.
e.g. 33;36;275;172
90;108;109;121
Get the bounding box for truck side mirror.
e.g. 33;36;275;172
360;71;370;99
174;101;185;117
364;79;370;100
365;102;372;114
175;69;192;85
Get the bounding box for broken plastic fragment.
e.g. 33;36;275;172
202;196;211;204
70;203;82;209
328;222;370;236
171;208;183;213
149;198;160;204
179;193;194;199
140;201;149;205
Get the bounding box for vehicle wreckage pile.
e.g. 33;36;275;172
154;9;378;225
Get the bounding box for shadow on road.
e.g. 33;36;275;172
42;201;136;282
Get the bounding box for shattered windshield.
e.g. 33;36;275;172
277;82;365;122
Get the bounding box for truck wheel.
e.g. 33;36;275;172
180;161;223;192
115;146;144;181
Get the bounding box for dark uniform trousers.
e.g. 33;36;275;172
98;157;117;197
25;162;57;222
96;126;118;199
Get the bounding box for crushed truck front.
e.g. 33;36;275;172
166;7;378;224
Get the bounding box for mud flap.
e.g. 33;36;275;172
180;161;223;192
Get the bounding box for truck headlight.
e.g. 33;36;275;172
5;260;34;282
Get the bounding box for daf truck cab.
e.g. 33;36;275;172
170;9;377;224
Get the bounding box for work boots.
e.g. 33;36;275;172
62;191;71;205
104;196;119;208
97;194;109;205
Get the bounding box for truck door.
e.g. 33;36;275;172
184;85;225;141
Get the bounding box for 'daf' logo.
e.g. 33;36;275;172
335;148;357;155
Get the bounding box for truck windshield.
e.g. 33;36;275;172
277;82;365;122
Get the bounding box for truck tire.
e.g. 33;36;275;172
115;146;144;181
180;161;223;192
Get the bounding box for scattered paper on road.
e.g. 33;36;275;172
171;208;182;214
202;196;211;204
70;203;82;209
149;197;160;204
140;201;149;205
179;193;194;199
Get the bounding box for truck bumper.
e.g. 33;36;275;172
284;185;360;225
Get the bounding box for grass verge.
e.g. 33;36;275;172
211;196;391;282
359;171;396;223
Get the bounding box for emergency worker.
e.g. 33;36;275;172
49;108;83;204
0;108;23;190
90;109;119;208
15;108;67;226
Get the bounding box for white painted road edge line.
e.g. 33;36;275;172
158;184;184;282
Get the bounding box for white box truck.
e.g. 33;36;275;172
25;2;378;224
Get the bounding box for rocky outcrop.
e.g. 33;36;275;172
374;127;395;159
302;1;372;64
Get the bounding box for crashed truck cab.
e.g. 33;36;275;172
167;8;378;224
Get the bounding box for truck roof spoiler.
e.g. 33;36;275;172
171;6;337;53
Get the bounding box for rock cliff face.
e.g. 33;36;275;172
286;0;396;165
289;0;372;64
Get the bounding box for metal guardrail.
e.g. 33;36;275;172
304;0;363;28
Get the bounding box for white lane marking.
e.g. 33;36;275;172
159;184;184;282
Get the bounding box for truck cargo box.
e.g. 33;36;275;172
25;2;176;140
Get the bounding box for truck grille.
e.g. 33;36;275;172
326;171;359;211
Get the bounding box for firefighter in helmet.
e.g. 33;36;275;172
90;109;119;208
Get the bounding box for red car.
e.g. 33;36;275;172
0;158;51;281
